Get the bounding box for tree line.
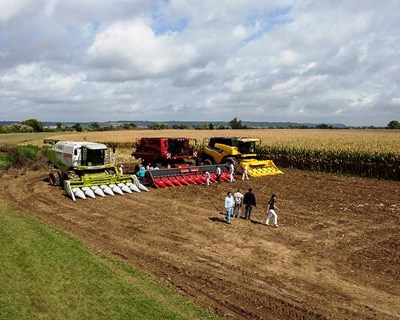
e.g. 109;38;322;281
1;118;399;134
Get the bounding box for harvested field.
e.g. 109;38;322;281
1;169;399;319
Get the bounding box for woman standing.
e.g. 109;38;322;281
266;194;279;228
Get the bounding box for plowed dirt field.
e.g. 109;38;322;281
1;169;399;319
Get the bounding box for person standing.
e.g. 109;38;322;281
266;194;279;227
242;164;249;181
216;166;222;184
205;170;211;186
233;188;244;218
224;191;235;224
243;188;256;220
229;162;235;184
137;165;146;184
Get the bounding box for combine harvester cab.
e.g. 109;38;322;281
147;165;229;188
132;137;197;169
47;141;148;201
200;137;283;177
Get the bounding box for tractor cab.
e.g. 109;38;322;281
79;144;107;167
236;139;259;157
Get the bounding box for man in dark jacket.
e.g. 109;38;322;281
243;188;256;220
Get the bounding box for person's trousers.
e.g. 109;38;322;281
266;209;278;225
226;207;234;223
234;204;242;217
245;205;253;219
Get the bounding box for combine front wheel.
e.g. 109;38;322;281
224;157;239;172
203;157;214;166
49;171;61;186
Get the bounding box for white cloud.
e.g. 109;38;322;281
86;19;197;80
389;97;400;106
232;24;247;39
0;0;399;125
0;0;28;23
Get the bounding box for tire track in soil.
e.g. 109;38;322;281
1;170;399;320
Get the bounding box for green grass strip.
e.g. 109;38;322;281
0;205;219;320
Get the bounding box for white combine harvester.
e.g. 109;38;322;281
47;141;148;201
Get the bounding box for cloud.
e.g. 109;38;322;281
86;19;197;80
0;0;29;24
0;0;399;126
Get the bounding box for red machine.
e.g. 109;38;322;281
147;164;230;188
132;137;197;169
131;137;234;188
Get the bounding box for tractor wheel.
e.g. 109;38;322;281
224;157;239;172
66;171;79;180
203;157;214;166
49;171;61;186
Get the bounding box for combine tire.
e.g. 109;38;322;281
224;157;239;172
203;158;214;166
49;171;61;186
66;171;79;180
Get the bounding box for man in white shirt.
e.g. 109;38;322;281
242;164;249;181
229;162;235;184
216;166;222;184
224;191;235;224
205;171;211;186
233;188;244;218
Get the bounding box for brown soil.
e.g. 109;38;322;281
1;169;399;319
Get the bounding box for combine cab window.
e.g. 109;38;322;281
209;138;237;148
81;147;105;166
168;139;186;156
238;141;256;154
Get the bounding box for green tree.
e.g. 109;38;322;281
387;120;400;129
229;117;243;129
19;124;34;133
209;123;214;130
73;123;83;132
316;123;333;129
89;122;101;131
56;122;62;130
21;118;43;132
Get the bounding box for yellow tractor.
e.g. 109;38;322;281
199;137;283;177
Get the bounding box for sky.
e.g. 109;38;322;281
0;0;399;126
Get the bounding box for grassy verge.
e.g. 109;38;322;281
0;132;64;146
0;204;219;320
0;145;47;170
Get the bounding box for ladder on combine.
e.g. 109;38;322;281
147;165;231;188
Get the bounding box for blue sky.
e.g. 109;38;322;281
0;0;399;126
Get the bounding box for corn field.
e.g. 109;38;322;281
48;129;400;180
251;130;400;180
